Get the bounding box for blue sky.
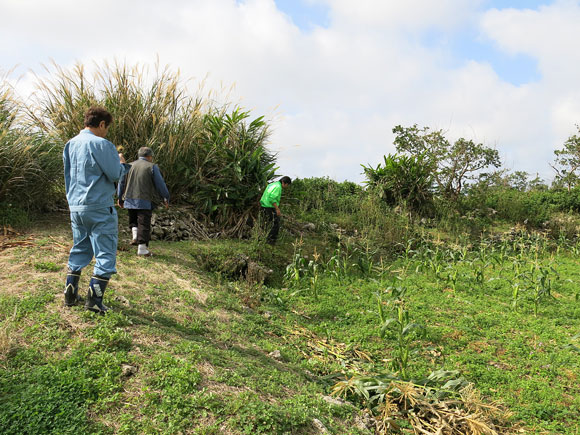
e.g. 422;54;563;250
275;0;546;85
274;0;330;30
2;0;580;182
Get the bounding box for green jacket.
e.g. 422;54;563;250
260;181;282;208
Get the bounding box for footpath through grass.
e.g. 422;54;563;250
1;216;580;434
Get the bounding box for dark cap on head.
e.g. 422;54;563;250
138;147;153;158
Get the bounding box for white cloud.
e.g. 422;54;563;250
482;0;580;82
1;0;579;183
315;0;483;32
480;0;580;178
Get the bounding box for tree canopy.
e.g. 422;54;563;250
392;125;501;200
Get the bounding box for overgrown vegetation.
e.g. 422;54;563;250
2;202;580;433
3;62;276;235
0;79;61;225
2;60;580;434
3;60;580;234
361;153;434;215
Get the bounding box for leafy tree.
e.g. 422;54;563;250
551;125;580;191
475;170;546;192
507;171;531;191
528;174;549;191
361;153;434;215
392;125;501;200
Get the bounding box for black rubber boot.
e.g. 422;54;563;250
64;270;82;306
85;275;110;314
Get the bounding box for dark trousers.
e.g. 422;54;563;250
261;207;280;244
128;209;152;246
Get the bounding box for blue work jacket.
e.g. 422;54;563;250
63;129;129;212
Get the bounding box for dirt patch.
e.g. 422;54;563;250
116;258;209;306
211;308;236;323
173;276;208;304
468;340;491;353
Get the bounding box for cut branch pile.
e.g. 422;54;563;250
0;226;35;251
285;326;373;374
334;376;517;435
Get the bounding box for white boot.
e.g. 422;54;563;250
137;244;152;256
131;227;138;245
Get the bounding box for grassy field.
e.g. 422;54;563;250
1;214;579;434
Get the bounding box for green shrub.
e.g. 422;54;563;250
543;212;580;239
287;176;363;216
0;203;30;228
362;153;434;215
460;185;580;228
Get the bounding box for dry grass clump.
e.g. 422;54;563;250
0;308;18;363
334;377;516;435
0;78;62;211
287;326;372;374
0;325;13;361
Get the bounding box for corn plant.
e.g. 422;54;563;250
555;233;569;256
378;287;425;380
419;246;446;281
515;257;558;316
306;260;320;299
285;240;307;287
307;250;322;299
471;241;495;285
397;237;418;262
326;241;352;281
570;238;580;256
352;240;378;277
508;259;526;310
496;244;510;272
325;250;341;281
447;245;468;264
530;264;558;316
445;265;460;291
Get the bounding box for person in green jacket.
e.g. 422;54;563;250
259;176;292;245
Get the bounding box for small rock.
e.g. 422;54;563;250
268;350;282;360
121;364;137;378
312;418;328;434
322;395;347;406
263;311;272;319
304;370;316;378
354;413;375;431
303;222;316;231
115;295;130;306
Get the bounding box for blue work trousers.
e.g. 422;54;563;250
68;207;118;278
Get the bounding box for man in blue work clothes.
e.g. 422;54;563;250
118;146;170;257
63;106;130;314
259;176;291;245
